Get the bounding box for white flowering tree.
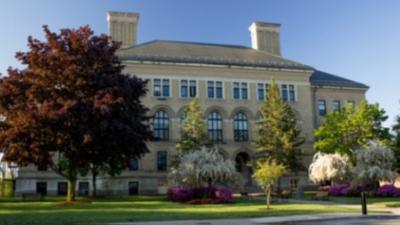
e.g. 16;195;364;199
352;145;396;189
308;152;350;185
169;147;237;190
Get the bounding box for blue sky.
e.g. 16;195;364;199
1;0;399;127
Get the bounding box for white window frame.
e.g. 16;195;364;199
179;79;197;98
279;83;297;103
257;82;269;100
207;80;224;99
232;82;249;100
152;78;171;97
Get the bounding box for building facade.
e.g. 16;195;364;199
14;11;368;196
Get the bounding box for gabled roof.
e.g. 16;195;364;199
117;40;313;70
310;70;369;89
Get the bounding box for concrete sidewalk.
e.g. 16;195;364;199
110;213;399;225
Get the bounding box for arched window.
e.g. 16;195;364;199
234;112;248;142
208;111;223;143
152;110;169;141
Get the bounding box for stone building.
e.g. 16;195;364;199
14;11;368;196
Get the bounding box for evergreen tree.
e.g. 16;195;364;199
253;81;305;172
392;115;400;169
176;99;211;153
314;100;391;163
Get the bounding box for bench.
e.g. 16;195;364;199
22;193;44;201
240;192;251;200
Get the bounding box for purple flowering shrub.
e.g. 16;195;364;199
328;184;350;196
167;186;233;203
376;185;400;197
214;187;233;203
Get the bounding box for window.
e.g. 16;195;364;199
289;85;295;102
281;84;288;102
234;112;249;142
233;82;248;100
153;79;161;96
257;83;269;100
280;84;296;102
318;100;327;116
128;181;139;195
162;79;170;97
152;110;169;141
347;100;355;108
208;111;223;143
180;80;197;98
153;79;170;97
57;182;67;196
180;80;188;97
208;81;223;99
36;182;47;196
78;182;89;196
157;151;167;171
189;80;197;97
207;81;214;98
333;100;341;111
128;158;139;171
233;82;240;99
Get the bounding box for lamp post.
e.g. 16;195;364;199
361;191;368;215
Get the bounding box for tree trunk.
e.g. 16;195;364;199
92;168;98;198
266;187;271;209
67;179;76;202
207;178;213;198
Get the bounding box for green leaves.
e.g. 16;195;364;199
176;99;211;153
314;100;391;163
253;80;305;172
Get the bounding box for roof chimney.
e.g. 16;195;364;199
249;22;281;56
107;11;139;48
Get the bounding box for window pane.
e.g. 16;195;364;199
162;79;169;97
333;100;341;111
318;100;326;116
257;83;264;100
281;84;288;102
208;111;223;143
233;82;240;99
128;158;139;171
157;151;167;171
216;81;223;98
189;80;196;97
152;111;169;141
153;79;161;96
289;85;295;102
241;83;248;100
208;81;214;98
234;112;248;142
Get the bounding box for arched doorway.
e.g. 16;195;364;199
235;152;252;186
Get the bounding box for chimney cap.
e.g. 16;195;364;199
107;11;139;22
252;21;281;27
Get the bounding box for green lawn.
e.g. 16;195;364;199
0;196;358;225
303;192;400;207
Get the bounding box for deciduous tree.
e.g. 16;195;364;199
0;26;151;201
352;145;396;189
253;160;286;209
308;152;350;185
314;100;391;163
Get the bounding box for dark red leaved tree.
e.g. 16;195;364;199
0;25;151;201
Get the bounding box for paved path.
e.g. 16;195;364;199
109;200;400;225
110;213;400;225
